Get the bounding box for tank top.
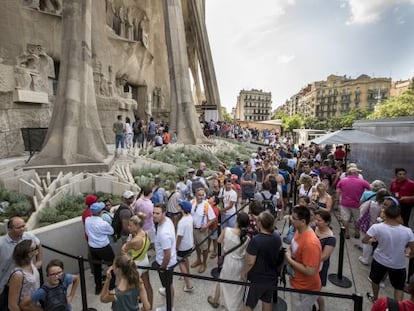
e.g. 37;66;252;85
14;264;40;304
112;287;139;311
129;233;150;262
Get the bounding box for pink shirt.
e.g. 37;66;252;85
337;175;370;208
133;198;154;231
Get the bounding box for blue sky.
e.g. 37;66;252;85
205;0;414;111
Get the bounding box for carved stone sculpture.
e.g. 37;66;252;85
105;0;114;27
39;0;62;14
139;15;149;48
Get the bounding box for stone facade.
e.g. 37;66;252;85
234;89;272;122
0;0;221;158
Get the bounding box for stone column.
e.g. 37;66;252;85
187;0;223;120
29;0;108;165
162;0;206;144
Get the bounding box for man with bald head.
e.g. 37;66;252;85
0;217;42;307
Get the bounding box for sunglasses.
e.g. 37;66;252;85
30;245;39;252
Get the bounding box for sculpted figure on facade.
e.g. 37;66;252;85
39;0;62;14
119;6;126;38
139;15;149;48
14;44;54;94
113;7;121;35
22;0;40;10
105;0;114;28
133;17;139;41
126;8;134;40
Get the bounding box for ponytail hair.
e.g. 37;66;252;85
114;255;140;288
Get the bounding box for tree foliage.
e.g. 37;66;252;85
221;107;233;122
368;90;414;119
282;115;304;133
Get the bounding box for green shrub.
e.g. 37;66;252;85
38;193;122;227
0;188;33;221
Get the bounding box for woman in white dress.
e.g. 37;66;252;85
207;212;250;310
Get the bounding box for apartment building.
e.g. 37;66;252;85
282;74;392;120
234;89;272;121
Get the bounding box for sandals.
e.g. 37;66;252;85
366;292;376;303
207;296;219;309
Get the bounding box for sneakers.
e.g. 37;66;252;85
183;285;194;292
158;287;166;296
358;256;369;265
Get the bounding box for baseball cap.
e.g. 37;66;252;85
85;194;98;207
310;170;319;176
90;202;105;214
178;200;192;213
123;190;135;200
187;168;196;174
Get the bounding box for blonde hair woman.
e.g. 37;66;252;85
122;214;153;310
311;182;333;213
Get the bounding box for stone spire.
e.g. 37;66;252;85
30;0;108;165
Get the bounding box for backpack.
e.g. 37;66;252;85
278;169;290;194
191;177;204;195
261;193;276;215
151;187;161;204
132;121;142;134
40;281;68;311
386;297;404;311
112;204;132;241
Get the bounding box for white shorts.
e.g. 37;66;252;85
135;253;150;276
340;205;360;222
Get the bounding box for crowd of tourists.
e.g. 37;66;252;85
1;135;414;310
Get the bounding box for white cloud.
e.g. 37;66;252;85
277;54;295;64
345;0;414;24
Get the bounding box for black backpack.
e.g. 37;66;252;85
112;204;132;241
40;281;68;311
261;193;276;215
132;121;142;134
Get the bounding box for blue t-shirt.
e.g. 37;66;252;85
31;273;74;311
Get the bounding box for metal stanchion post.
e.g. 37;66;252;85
211;213;222;279
78;256;97;311
328;227;352;288
352;293;363;311
164;269;173;311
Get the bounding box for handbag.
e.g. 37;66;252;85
357;201;371;233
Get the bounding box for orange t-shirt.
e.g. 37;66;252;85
289;229;322;291
163;132;170;144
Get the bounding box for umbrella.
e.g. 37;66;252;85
311;128;396;145
311;128;397;164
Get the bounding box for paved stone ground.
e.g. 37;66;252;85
1;146;407;311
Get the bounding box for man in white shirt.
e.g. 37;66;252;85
85;202;115;295
190;188;216;273
219;178;238;229
153;204;177;310
176;200;194;292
